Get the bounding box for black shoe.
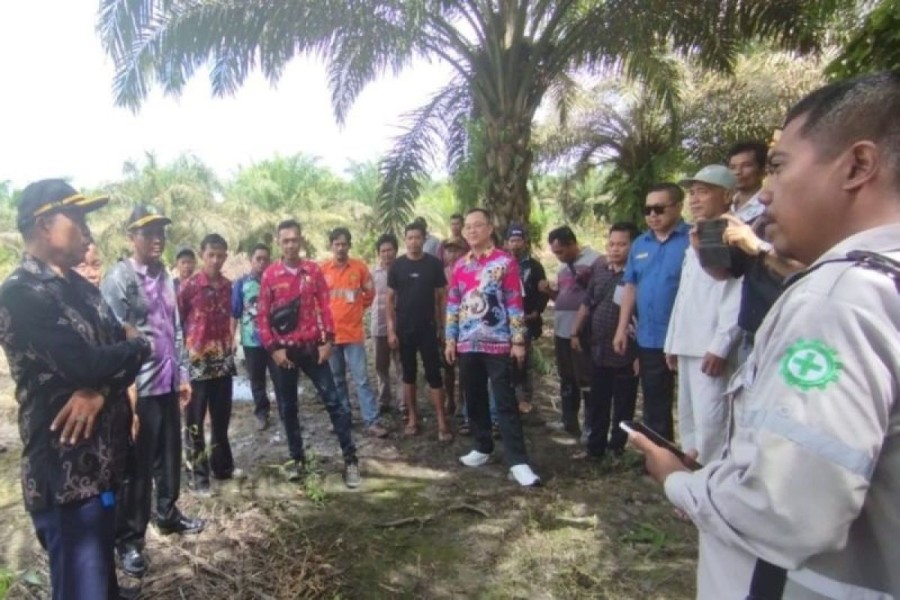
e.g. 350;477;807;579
116;547;147;578
286;460;306;482
156;514;205;536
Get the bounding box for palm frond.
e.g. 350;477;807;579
376;79;469;234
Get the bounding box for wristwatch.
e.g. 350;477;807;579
757;240;774;256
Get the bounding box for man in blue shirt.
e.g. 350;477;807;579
232;243;280;431
613;183;690;441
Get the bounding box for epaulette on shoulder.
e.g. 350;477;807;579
846;250;900;293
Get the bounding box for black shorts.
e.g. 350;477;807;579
398;328;443;389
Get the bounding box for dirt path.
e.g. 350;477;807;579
0;341;697;599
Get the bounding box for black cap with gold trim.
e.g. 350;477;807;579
126;205;173;231
16;179;109;229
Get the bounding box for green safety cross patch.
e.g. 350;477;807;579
779;339;842;391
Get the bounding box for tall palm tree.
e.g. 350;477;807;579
99;0;845;231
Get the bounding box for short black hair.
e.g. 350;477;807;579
784;71;900;186
175;248;196;261
404;222;426;236
648;183;685;205
548;225;577;246
450;213;464;221
329;227;352;244
465;207;492;222
277;219;301;235
251;243;270;256
413;216;428;230
727;141;768;170
376;233;398;252
200;233;228;252
610;222;639;241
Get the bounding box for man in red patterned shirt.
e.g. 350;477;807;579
178;233;238;495
257;219;361;488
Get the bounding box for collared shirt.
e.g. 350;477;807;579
517;254;549;340
423;234;442;259
101;258;188;397
0;254;149;512
664;223;900;599
732;190;765;224
371;262;392;338
178;272;235;381
320;257;375;344
583;262;634;368
446;247;526;354
664;247;742;359
623;221;691;349
554;247;603;339
257;259;335;351
231;272;263;348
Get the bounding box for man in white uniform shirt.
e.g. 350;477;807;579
665;165;743;463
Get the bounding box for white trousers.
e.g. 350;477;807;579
676;355;730;464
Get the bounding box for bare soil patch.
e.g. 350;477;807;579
0;337;697;599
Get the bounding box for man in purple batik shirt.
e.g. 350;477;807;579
100;206;204;580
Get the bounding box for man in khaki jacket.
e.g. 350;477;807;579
631;72;900;599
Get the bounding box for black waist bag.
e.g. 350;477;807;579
271;297;301;335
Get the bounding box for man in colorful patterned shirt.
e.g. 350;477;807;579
257;219;361;488
178;233;238;494
0;179;151;599
445;208;540;487
321;227;387;438
231;243;279;431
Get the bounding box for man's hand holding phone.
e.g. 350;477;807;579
620;421;701;485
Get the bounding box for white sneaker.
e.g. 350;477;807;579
508;464;541;487
459;450;491;467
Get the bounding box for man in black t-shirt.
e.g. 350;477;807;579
386;222;453;441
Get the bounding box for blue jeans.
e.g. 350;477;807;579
329;342;380;427
32;495;118;600
275;347;357;464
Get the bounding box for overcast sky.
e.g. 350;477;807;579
0;0;453;189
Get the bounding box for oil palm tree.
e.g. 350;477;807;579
99;0;845;231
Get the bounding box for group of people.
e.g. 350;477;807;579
3;71;900;600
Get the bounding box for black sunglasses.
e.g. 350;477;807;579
643;203;673;216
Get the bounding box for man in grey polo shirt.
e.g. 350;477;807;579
540;226;603;437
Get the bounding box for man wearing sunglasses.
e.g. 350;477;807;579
613;183;690;442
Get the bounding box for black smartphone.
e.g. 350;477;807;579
619;420;703;471
696;218;731;269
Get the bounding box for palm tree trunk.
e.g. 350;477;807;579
483;113;533;232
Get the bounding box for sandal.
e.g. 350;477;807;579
459;422;471;436
403;423;421;436
438;430;454;443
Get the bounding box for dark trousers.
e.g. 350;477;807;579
554;336;592;432
185;377;234;486
244;346;281;419
398;327;443;388
638;347;675;441
586;365;639;456
116;392;182;549
275;347;357;464
33;496;118;600
460;352;529;466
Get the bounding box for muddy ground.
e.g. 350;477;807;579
0;335;697;599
